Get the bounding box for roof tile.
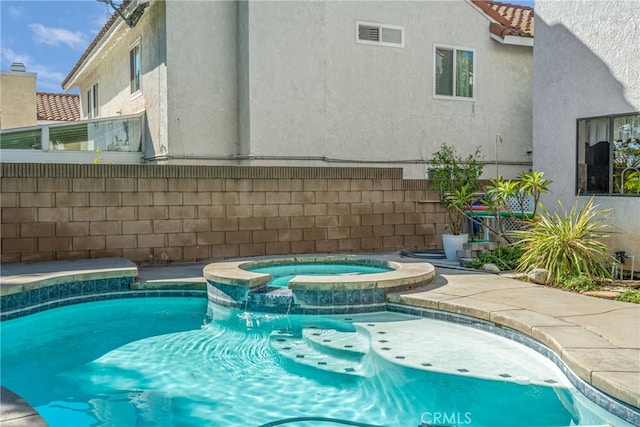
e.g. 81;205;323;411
36;92;81;122
473;1;534;39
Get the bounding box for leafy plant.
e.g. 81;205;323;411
482;171;552;241
428;144;484;235
517;170;552;218
511;197;615;285
93;148;102;164
623;170;640;194
444;184;477;238
467;245;524;271
617;287;640;304
561;275;602;292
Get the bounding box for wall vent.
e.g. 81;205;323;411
358;25;380;42
356;21;404;48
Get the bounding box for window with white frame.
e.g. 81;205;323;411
577;112;640;195
356;21;404;48
130;41;141;95
87;81;99;119
434;45;475;99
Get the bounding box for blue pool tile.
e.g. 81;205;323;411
27;288;42;305
293;290;317;306
82;280;96;294
318;291;333;305
67;282;82;297
58;284;71;298
121;277;133;290
95;280;110;293
17;291;30;308
45;285;60;302
371;288;386;303
333;290;347;305
346;290;362;305
1;294;18;311
361;289;374;304
107;279;122;292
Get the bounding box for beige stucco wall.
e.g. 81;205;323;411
63;1;533;179
240;0;534;179
0;71;37;129
164;0;239;161
533;0;640;255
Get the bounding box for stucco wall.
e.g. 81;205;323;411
73;1;167;160
533;0;640;254
63;1;534;179
0;71;37;130
0;164;444;264
165;0;239;160
241;0;534;179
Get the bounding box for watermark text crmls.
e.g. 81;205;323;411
420;411;472;426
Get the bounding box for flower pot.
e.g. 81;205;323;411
442;233;469;261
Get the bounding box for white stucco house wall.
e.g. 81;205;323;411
61;0;535;179
533;0;640;256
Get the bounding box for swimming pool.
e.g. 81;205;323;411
1;297;632;426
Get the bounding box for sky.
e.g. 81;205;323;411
1;0;535;94
1;0;112;93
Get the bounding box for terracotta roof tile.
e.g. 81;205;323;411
473;1;534;39
36;92;81;122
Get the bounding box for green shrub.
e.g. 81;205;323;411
561;275;601;292
511;197;615;285
467;246;524;271
617;288;640;304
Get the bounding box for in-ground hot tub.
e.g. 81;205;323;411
203;255;435;314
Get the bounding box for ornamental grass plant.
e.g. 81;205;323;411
511;197;615;286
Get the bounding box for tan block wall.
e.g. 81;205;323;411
0;164;445;264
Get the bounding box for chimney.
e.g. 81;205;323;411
10;62;27;72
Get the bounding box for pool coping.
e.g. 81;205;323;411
0;257;138;296
1;254;638;423
0;386;47;426
203;255;436;290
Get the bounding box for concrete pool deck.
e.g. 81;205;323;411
1;254;639;425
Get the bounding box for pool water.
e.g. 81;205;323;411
246;262;393;287
0;298;631;426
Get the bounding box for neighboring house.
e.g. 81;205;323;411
0;63;80;129
0;61;141;162
0;63;38;130
61;0;534;178
533;0;640;254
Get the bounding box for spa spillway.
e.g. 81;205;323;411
204;255;435;314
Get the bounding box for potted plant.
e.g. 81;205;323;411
428;144;484;260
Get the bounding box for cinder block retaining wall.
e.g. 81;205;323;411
0;164;446;264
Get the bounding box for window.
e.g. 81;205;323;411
86;81;99;119
356;21;404;48
577;112;640;195
130;42;141;94
434;45;475;99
